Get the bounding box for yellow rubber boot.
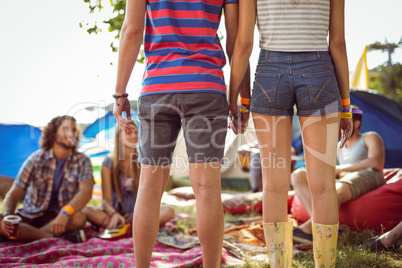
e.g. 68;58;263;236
312;222;339;268
263;220;293;268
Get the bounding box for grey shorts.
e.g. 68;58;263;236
250;50;342;116
339;168;385;200
137;93;229;165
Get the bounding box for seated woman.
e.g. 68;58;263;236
84;121;175;231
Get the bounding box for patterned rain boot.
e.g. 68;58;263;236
312;222;339;268
263;219;293;268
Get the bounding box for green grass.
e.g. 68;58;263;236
172;203;402;268
2;198;401;267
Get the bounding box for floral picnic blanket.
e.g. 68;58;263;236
0;236;243;267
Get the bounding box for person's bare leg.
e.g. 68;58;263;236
189;162;224;268
253;114;293;223
40;211;87;233
159;206;175;226
299;181;353;234
336;182;353;204
299;114;339;226
380;221;402;247
291;168;313;216
82;206;108;227
10;223;52;242
132;164;170;268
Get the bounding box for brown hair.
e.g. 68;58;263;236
111;121;140;207
40;115;78;151
351;105;363;130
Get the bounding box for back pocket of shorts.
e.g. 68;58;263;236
252;73;281;105
302;71;337;104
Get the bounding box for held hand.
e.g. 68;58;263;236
51;213;69;236
113;97;135;134
229;107;250;135
339;118;352;148
107;213;125;230
0;218;14;238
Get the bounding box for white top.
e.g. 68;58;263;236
338;132;378;165
257;0;330;52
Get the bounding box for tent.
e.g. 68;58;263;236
80;110;139;158
350;89;402;168
0;123;42;178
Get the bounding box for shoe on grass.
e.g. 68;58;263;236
293;226;313;244
354;237;396;253
59;229;87;243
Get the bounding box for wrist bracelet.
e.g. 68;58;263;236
112;93;129;99
340;112;352;119
341;109;363;114
2;211;13;217
237;102;250;113
341;98;350;106
239;106;250;113
61;205;74;215
60;210;71;217
239;97;250;106
238;102;250;108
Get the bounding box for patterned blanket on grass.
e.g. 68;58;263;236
0;237;243;267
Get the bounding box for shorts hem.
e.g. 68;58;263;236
297;105;342;117
139;158;173;166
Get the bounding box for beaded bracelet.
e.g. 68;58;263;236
112;93;129;99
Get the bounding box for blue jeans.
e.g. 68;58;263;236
250;50;342;116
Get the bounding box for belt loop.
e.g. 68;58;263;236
316;52;321;59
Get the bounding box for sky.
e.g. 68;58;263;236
0;0;401;127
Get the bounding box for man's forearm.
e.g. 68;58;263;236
62;180;94;213
238;64;251;98
2;194;18;215
338;158;382;173
115;25;144;95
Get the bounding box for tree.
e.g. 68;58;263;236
368;39;402;102
79;0;145;63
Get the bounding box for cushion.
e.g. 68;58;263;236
222;191;294;215
291;168;402;232
222;192;263;214
168;187;195;200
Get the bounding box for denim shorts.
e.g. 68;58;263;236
250;50;342;116
137;93;229;165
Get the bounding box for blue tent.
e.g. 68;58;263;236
80;110;138;158
350;89;402;168
0;123;42;178
82;111;117;139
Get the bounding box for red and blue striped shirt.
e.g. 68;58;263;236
140;0;238;97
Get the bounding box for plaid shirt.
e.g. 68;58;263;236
14;149;94;219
